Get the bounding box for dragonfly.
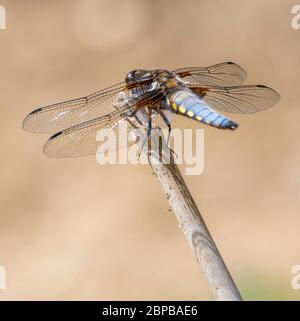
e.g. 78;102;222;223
23;62;280;157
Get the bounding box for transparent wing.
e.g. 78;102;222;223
190;85;280;114
43;104;152;158
174;62;247;87
22;82;129;134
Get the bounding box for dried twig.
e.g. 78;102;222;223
136;110;242;301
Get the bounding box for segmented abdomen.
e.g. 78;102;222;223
168;90;238;130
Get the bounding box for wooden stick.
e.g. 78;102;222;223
151;157;242;300
135;110;242;301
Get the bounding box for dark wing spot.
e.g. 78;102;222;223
49;131;62;140
29;107;42;115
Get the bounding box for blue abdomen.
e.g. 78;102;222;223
168;89;238;130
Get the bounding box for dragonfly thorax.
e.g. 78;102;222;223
126;69;176;84
125;69;181;100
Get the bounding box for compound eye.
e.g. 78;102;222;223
125;71;136;83
126;70;152;84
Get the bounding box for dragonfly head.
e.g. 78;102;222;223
125;69;154;84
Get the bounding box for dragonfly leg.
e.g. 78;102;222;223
146;107;153;160
147;107;152;137
159;110;172;146
147;108;167;163
123;107;143;127
158;109;179;161
135;107;153;160
132;110;144;127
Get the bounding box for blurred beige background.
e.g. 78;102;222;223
0;0;299;300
